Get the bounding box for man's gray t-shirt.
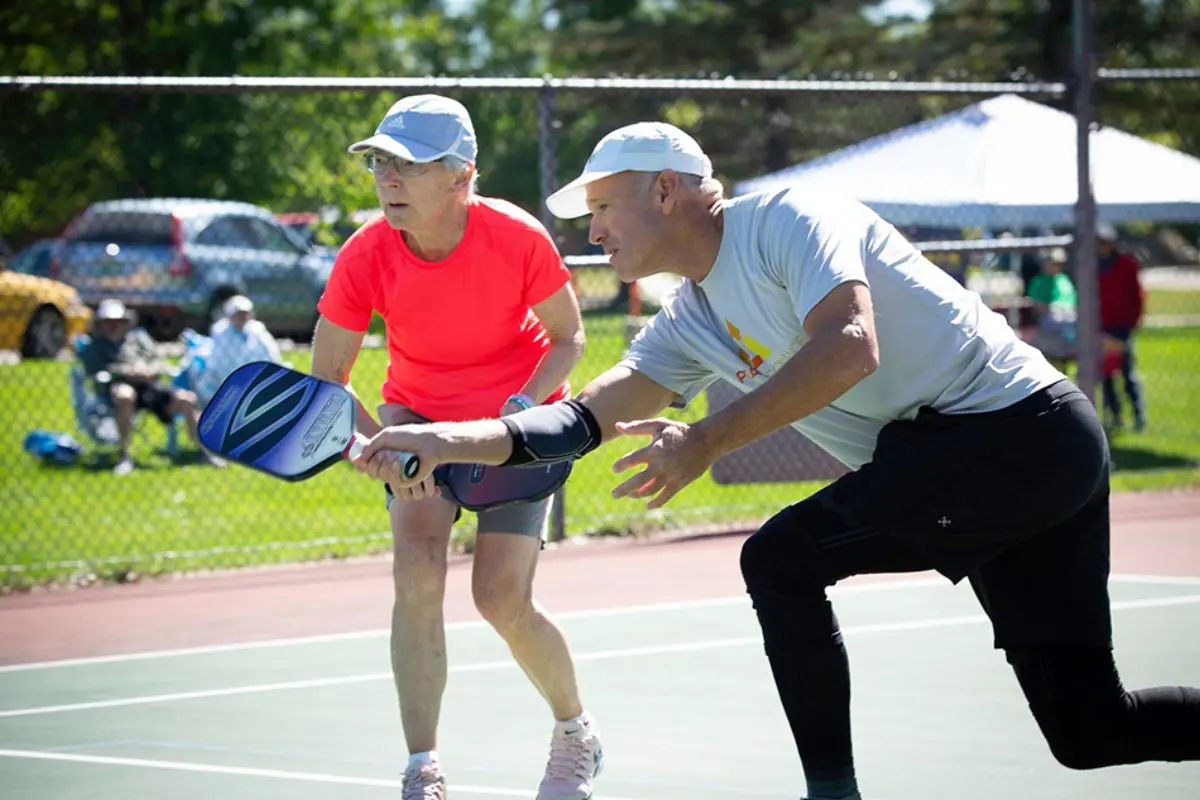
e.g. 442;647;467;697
618;188;1065;470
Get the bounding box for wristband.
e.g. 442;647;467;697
505;392;535;412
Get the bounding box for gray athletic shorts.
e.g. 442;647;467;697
379;403;551;539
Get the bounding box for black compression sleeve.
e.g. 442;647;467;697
499;399;603;467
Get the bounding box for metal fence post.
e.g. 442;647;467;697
537;75;559;238
537;76;567;543
1072;0;1100;403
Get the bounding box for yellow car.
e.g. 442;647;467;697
0;258;93;359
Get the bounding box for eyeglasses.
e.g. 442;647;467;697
362;151;433;179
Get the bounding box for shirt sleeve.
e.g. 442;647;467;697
203;330;231;383
79;341;105;376
317;238;375;332
1125;255;1145;325
260;329;282;362
759;195;873;326
115;329;161;374
616;303;718;407
1026;275;1051;305
522;223;571;308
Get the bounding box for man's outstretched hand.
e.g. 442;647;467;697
610;418;716;509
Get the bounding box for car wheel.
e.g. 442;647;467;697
21;306;67;359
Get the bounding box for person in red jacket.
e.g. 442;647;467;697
1097;224;1146;431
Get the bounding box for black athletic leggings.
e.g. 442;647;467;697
739;504;1200;783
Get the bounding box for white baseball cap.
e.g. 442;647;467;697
348;94;478;164
223;295;254;316
545;122;713;219
95;298;129;321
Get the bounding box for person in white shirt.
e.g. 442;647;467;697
196;295;282;405
350;122;1199;799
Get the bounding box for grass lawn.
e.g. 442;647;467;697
1;314;1197;589
1146;289;1200;320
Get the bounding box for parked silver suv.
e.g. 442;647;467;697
50;198;336;340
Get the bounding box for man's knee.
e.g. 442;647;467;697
1030;707;1119;771
110;383;136;406
1008;648;1127;771
739;502;847;651
169;388;197;413
740;501;835;592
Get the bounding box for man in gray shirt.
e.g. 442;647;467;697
354;122;1199;799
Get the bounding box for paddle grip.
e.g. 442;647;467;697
345;433;421;480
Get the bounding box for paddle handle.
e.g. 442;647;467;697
345;433;421;480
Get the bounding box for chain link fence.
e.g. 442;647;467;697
2;74;1198;590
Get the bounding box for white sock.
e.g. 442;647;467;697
408;750;439;769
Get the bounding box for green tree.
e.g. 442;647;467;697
916;0;1200;154
0;0;433;244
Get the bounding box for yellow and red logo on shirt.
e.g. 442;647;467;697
726;320;772;382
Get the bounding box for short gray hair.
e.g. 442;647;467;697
442;155;479;193
677;172;725;199
639;170;724;200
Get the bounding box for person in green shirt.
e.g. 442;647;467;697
1025;248;1077;364
1027;247;1077;314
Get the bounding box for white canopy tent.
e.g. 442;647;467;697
733;93;1200;228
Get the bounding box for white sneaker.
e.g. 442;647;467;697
401;760;446;800
537;715;603;800
113;456;134;476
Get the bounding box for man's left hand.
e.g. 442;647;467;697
610;418;716;509
353;425;444;488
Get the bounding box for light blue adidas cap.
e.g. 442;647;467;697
348;94;478;164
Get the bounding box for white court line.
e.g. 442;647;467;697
0;576;948;674
1110;573;1200;587
0;748;647;799
0;573;1187;677
3;592;1198;721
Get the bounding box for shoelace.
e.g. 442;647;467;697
544;733;596;780
402;765;444;800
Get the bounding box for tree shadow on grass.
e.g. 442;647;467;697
1109;443;1199;473
73;448;211;473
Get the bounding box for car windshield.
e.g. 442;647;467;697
68;211;174;246
275;220;312;251
8;243;54;276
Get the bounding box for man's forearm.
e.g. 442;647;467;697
519;336;585;403
427;419;514;465
112;364;159;383
694;329;877;459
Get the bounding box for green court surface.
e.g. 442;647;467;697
1;576;1198;799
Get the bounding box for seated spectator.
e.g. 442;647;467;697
1025;247;1078;365
81;298;221;475
196;295;282;405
